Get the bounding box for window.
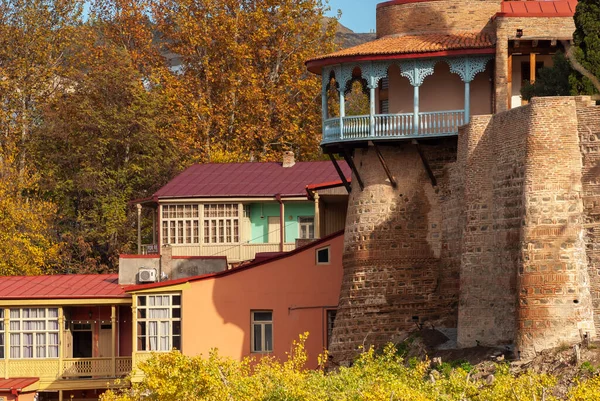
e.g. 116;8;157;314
9;308;59;359
0;309;4;359
326;310;337;348
298;216;315;239
316;246;330;264
162;204;200;245
137;294;181;352
251;311;273;353
204;204;240;244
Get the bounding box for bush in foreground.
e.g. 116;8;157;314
102;334;600;401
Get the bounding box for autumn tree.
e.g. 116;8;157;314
30;34;180;272
0;0;83;171
0;153;59;275
152;0;337;163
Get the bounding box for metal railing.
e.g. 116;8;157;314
321;110;464;144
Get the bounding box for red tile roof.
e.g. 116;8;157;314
498;0;577;17
0;378;39;392
307;32;495;64
0;274;128;299
153;161;351;199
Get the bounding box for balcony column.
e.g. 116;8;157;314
413;86;420;135
111;305;116;377
3;308;8;379
398;59;437;136
447;56;493;125
339;85;345;139
369;80;376;137
314;192;320;239
58;307;64;375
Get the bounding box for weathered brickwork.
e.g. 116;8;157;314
329;142;459;364
577;98;600;335
376;0;501;38
456;108;528;348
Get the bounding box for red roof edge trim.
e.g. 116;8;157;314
119;254;159;259
127;196;156;206
306;179;351;191
377;0;442;9
306;48;495;73
493;12;575;19
172;255;227;260
124;230;345;292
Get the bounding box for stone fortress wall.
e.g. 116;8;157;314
329;96;600;364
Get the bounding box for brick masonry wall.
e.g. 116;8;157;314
376;0;501;38
517;97;595;358
577;97;600;335
456;108;528;348
329;141;459;365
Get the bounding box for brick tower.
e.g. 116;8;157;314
307;0;597;364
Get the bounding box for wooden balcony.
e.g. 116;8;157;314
0;357;132;380
170;242;297;262
322;110;465;146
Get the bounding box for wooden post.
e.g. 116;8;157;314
58;307;64;377
530;53;537;84
4;308;9;379
369;81;376;137
464;81;471;124
59;390;63;401
507;54;513;109
111;305;116;377
131;295;137;370
137;204;142;254
339;83;345;139
314;193;321;239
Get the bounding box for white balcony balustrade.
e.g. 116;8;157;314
320;55;492;146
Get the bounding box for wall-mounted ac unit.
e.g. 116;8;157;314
138;268;157;283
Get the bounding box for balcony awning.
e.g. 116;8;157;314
0;378;39;393
307;32;495;73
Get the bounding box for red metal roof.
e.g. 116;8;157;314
498;0;577;17
0;378;39;392
153;161;351;199
0;274;128;300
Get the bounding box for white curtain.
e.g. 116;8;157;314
48;333;59;358
148;322;158;351
10;333;20;358
36;333;46;358
23;333;33;358
160;322;170;351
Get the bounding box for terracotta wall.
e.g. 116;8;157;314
180;234;343;369
387;61;493;117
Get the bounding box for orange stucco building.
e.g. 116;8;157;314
125;232;343;369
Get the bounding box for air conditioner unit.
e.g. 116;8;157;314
138;268;157;283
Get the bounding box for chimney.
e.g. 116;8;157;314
161;244;173;279
282;151;295;168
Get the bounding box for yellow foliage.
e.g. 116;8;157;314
101;334;600;401
0;154;59;275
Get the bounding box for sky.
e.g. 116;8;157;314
324;0;381;33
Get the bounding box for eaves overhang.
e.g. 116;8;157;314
306;48;496;75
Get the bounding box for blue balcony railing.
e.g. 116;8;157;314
322;110;464;145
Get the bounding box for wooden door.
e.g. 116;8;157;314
98;324;112;358
267;216;280;243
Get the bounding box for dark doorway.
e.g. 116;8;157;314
72;323;93;358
